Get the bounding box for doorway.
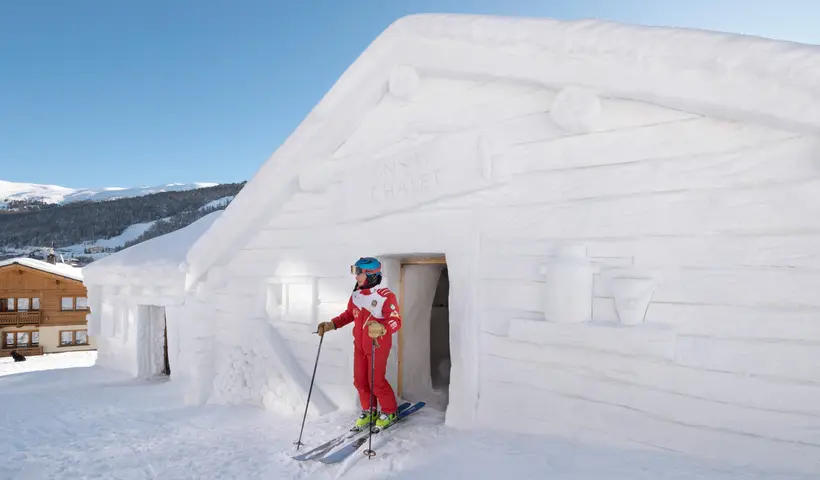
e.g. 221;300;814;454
162;313;171;376
398;256;450;411
136;305;170;378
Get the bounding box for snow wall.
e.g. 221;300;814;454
84;212;224;387
86;285;212;398
182;16;820;475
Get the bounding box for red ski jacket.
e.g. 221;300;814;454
331;286;402;347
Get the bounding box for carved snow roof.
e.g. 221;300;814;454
183;13;820;289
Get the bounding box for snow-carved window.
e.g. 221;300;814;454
265;276;317;324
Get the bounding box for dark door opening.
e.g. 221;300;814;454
430;268;450;398
163;314;170;376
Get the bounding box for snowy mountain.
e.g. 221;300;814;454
0;180;217;207
0;182;244;263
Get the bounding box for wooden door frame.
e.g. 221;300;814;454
397;255;447;397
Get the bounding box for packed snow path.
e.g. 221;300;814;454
1;353;811;480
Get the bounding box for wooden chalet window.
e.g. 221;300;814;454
14;298;39;311
3;330;38;348
60;297;89;311
60;330;88;346
1;298;14;312
61;297;74;311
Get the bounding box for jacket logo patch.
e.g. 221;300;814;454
372;300;378;307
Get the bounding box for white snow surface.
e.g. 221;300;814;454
1;352;811;479
82;211;222;286
199;195;235;211
71;221;157;252
0;180;216;206
0;351;96;377
0;257;83;280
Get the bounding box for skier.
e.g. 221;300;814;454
317;257;402;430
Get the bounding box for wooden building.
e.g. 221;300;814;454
0;257;94;358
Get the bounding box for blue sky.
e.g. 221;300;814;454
2;0;818;189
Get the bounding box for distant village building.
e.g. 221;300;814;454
0;257;94;358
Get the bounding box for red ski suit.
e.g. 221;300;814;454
331;285;402;414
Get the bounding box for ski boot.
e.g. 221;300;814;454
352;410;374;431
373;411;397;431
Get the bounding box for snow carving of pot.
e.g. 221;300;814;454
539;245;596;323
611;277;657;326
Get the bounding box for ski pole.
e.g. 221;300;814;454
294;331;324;450
363;337;377;458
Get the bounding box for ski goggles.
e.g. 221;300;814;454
351;265;380;275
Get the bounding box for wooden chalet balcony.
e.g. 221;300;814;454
0;346;43;358
0;311;42;327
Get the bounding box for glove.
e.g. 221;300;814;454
366;321;387;339
317;321;336;336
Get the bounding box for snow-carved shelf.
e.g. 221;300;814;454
535;244;659;326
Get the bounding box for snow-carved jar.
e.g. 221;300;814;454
540;245;595;324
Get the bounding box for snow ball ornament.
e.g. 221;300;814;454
388;65;420;100
550;86;602;134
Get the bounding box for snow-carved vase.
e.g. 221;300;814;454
611;277;657;326
540;245;595;324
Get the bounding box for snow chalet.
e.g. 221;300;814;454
87;14;820;475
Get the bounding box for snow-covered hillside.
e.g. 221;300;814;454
0;180;217;206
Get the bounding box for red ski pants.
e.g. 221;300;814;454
353;339;398;414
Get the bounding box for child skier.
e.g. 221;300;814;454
317;257;402;430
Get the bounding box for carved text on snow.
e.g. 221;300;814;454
341;132;490;218
371;151;446;203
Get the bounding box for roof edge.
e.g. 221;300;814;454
183;13;820;289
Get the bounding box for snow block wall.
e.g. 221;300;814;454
182;15;820;475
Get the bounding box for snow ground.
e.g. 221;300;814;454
2;352;812;480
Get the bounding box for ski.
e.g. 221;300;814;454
318;401;426;464
291;402;411;461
